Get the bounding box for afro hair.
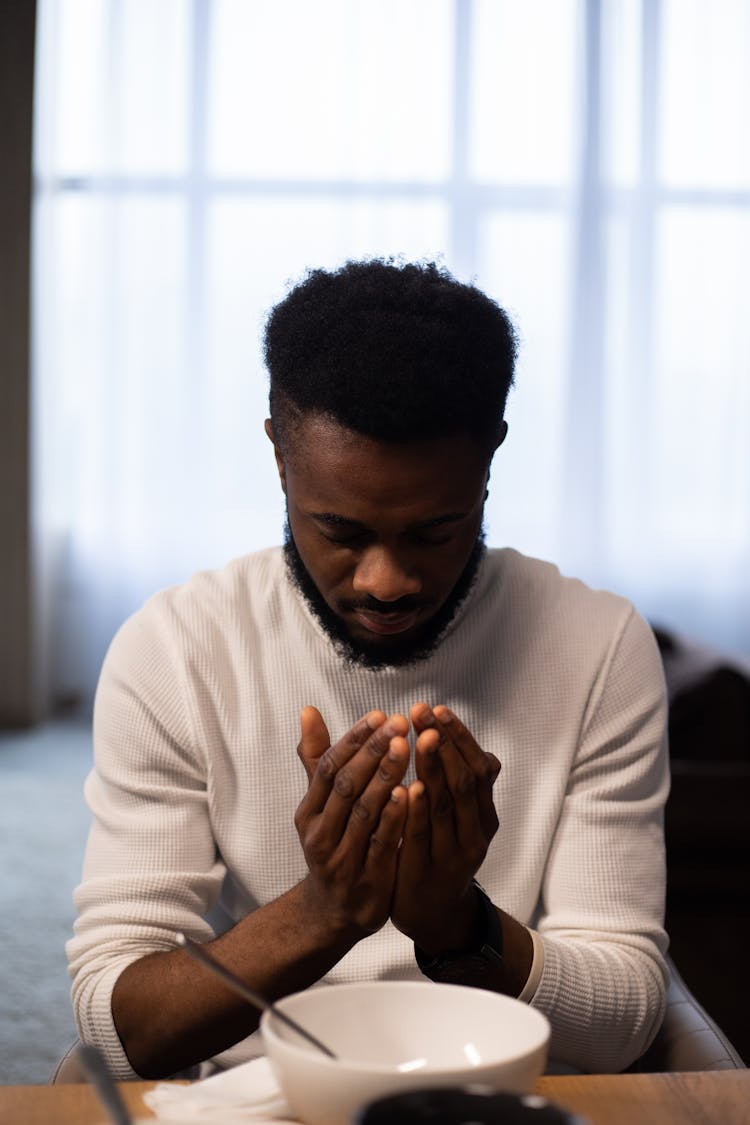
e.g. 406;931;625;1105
264;258;517;456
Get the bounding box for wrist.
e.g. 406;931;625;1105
414;881;503;972
408;884;479;958
292;878;368;952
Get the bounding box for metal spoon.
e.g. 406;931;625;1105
76;1043;134;1125
175;931;337;1059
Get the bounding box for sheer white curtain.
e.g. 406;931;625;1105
32;0;750;711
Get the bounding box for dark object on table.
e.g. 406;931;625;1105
355;1087;588;1125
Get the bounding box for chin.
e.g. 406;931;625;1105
337;620;446;670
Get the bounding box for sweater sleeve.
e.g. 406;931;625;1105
530;605;670;1072
66;600;226;1078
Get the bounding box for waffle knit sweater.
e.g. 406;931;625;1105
68;547;670;1077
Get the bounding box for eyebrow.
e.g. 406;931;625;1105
309;511;467;531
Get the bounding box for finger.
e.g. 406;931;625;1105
413;726;456;857
298;710;386;822
431;708;500;807
475;753;501;840
297;706;331;783
432;706;492;776
399;779;430;868
410;701;436;735
341;733;410;856
431;707;501;841
305;714;408;842
363;783;409;877
415;708;500;796
476;781;500;844
390;782;430;934
414;708;472;803
414;716;483;861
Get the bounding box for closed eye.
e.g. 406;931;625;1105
320;528;454;548
320;529;368;545
312;512;465;547
410;531;454;546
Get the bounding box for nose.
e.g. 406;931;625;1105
351;545;422;603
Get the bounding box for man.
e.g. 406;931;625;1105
68;259;669;1080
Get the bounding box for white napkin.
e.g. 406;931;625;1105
142;1056;299;1124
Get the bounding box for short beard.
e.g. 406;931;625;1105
283;519;486;669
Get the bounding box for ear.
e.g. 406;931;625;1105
265;418;287;494
484;421;508;497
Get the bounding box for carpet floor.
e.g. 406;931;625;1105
0;720;93;1084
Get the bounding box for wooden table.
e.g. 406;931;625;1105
1;1070;748;1124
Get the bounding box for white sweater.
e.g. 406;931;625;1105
68;547;670;1077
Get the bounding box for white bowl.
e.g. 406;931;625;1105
261;981;550;1125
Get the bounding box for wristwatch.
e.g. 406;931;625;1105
414;881;504;984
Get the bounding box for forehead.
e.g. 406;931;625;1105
283;414;490;516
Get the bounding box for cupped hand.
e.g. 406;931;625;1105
391;703;501;953
294;706;410;940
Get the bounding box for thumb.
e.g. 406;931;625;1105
297;706;331;782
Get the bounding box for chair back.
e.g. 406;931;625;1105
632;957;746;1071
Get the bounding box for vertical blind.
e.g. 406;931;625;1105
32;0;750;709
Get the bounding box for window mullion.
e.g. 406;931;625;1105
560;0;607;573
449;0;477;279
185;0;211;451
625;0;662;540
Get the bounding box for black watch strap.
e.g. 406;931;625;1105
414;881;504;983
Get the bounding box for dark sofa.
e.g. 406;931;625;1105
653;626;750;1065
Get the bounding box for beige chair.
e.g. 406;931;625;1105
50;1040;88;1084
631;956;745;1071
50;1038;203;1083
50;955;744;1083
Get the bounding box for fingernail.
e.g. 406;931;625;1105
388;736;407;759
422;730;440;754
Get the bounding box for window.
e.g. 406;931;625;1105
33;0;750;707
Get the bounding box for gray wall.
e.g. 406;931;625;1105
0;1;37;726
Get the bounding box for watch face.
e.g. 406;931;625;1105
420;950;500;985
416;941;504;984
356;1087;586;1125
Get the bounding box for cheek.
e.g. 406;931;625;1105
297;536;351;593
427;538;482;595
431;559;465;594
315;560;349;596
